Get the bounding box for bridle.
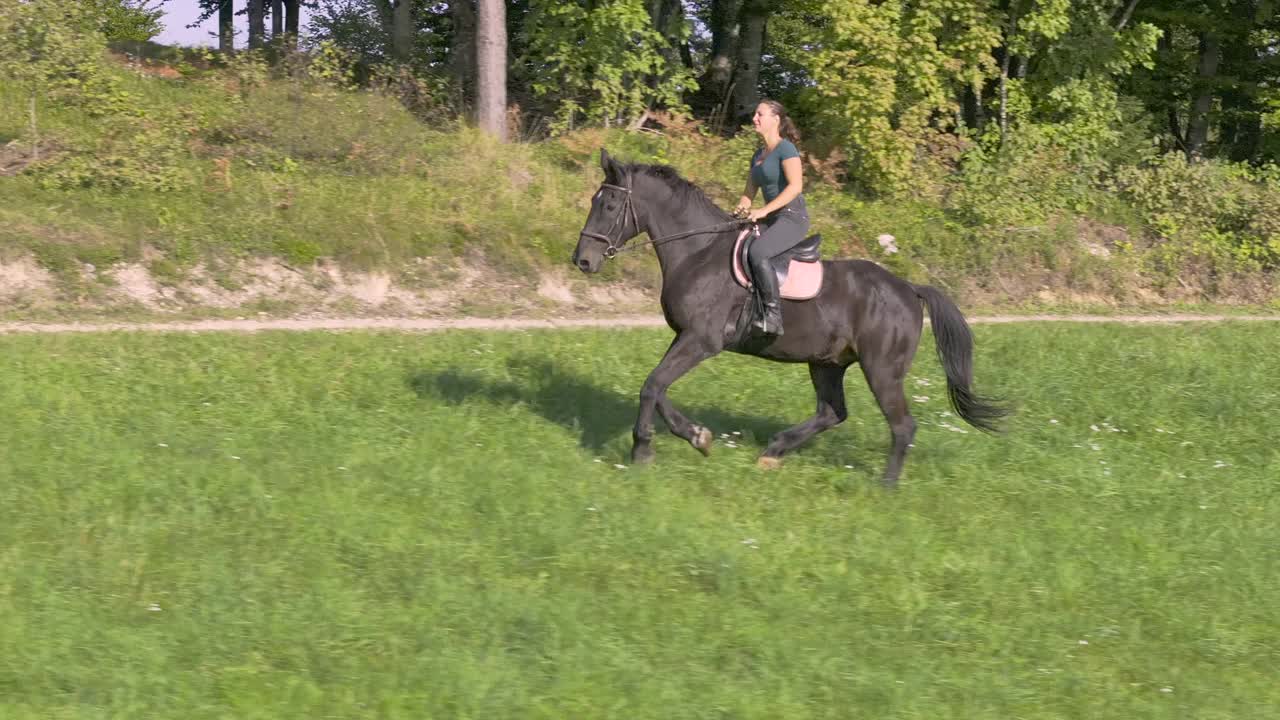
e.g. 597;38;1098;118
578;178;751;260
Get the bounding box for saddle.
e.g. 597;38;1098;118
726;228;825;348
731;227;825;300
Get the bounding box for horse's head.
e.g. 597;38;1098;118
572;148;642;274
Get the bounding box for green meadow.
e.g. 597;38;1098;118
1;322;1276;718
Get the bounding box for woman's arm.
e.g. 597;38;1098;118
736;174;758;214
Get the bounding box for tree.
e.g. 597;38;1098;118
729;0;768;124
248;0;266;48
391;0;414;61
476;0;507;140
451;0;477;107
0;0;119;161
220;0;234;51
522;0;695;131
93;0;166;42
1131;0;1280;163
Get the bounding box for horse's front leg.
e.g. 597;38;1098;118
632;333;715;464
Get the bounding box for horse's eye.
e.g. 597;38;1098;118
605;204;616;211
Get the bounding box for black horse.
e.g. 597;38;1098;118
572;149;1006;487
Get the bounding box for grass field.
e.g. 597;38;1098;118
1;322;1277;718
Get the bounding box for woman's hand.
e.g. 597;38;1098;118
747;208;769;223
733;197;752;218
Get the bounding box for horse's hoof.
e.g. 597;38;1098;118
632;445;655;465
691;426;713;457
757;456;782;470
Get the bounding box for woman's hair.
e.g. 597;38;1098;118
760;99;801;144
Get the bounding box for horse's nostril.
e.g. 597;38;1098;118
578;259;591;271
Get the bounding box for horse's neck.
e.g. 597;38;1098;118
635;181;727;275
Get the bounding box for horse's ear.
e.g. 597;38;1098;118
599;148;622;183
599;148;617;181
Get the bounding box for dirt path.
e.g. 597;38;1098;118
1;313;1278;335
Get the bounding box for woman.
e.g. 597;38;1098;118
734;99;809;337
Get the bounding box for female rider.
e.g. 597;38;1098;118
733;99;809;337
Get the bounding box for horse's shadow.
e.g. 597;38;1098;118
406;355;795;457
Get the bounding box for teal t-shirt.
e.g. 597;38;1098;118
750;139;800;204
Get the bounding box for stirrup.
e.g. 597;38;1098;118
752;303;783;335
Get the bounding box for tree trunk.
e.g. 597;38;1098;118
655;0;691;72
730;0;768;126
1185;31;1221;161
997;2;1021;145
451;0;477;111
272;0;283;36
392;0;415;62
477;0;507;141
962;85;986;132
998;51;1015;142
692;0;741;126
248;0;266;50
1112;0;1140;31
219;0;235;53
284;0;300;49
1157;27;1186;151
28;94;38;164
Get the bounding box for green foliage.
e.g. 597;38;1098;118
0;0;129;116
92;0;165;43
1002;1;1160;158
952;127;1106;230
1115;153;1280;270
791;0;1002;195
522;0;697;132
33;113;194;192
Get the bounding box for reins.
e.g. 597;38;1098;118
579;181;753;259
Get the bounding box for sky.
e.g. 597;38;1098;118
153;0;313;48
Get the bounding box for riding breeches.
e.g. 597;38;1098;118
748;195;810;265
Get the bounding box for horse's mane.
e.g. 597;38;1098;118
623;163;734;221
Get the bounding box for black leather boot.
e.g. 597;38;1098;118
749;253;784;336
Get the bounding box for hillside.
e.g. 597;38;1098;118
2;45;1278;321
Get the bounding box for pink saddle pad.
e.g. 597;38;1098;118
731;228;824;301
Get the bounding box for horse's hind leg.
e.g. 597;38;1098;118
860;356;917;489
758;363;849;469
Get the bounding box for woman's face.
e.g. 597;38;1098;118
752;103;779;136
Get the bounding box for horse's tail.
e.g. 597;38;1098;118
914;284;1009;432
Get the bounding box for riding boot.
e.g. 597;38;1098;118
749;253;784;336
